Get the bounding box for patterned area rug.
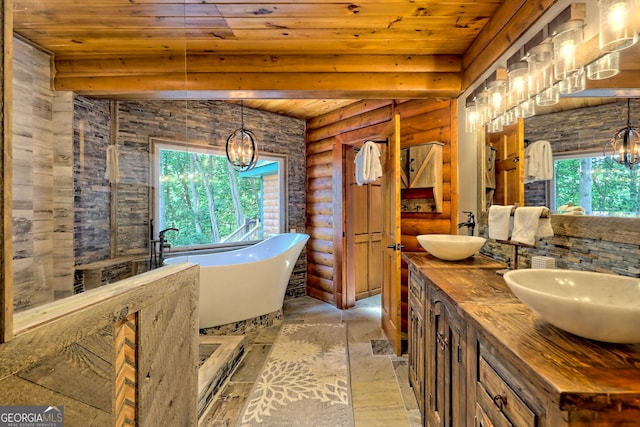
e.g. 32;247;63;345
237;323;354;426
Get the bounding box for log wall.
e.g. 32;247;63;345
305;99;458;329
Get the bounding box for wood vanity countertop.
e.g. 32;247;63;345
403;252;640;413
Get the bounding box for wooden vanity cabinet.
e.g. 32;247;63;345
426;285;466;427
408;265;426;415
405;252;640;427
468;328;544;427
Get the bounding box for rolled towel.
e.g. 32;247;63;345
488;205;513;241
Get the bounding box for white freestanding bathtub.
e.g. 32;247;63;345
165;233;309;329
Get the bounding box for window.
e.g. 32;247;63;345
553;151;640;217
152;140;286;249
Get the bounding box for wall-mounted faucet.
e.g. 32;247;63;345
457;211;475;236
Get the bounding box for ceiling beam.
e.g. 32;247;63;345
53;54;463;99
54;54;462;76
55;71;462;99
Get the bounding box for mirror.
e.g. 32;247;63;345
523;98;639;217
477;98;640;218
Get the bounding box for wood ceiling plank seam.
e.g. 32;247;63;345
214;3;500;17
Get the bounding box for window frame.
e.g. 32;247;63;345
149;137;287;251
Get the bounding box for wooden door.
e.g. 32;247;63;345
344;147;383;306
486;120;524;206
381;114;402;355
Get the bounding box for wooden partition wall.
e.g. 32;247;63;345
0;264;198;426
305;99;458;331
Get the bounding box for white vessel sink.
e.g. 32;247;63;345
416;234;487;261
503;269;640;344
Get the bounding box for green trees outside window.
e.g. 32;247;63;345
156;145;281;247
554;154;640;216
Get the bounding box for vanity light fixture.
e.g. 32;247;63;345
226;100;259;172
486;79;507;121
605;99;640;169
464;100;478;133
526;42;559;107
558;66;586;94
586;51;620;80
507;61;530;108
598;0;639;52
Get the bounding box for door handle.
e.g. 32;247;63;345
386;243;405;251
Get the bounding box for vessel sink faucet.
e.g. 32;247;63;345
457;211;476;236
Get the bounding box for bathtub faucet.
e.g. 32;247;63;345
158;228;179;267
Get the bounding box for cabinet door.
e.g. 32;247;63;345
427;292;466;427
427;298;445;427
408;293;424;414
408;269;424;411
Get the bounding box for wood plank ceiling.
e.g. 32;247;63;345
11;0;626;119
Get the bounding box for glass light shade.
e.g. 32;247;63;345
598;0;639;52
507;61;530;108
587;51;620;80
518;98;536;118
226;128;258;172
552;20;584;81
475;90;489;125
486;80;507;121
487;116;504;133
536;83;560;106
465;101;478;133
526;42;555;101
558;67;586;94
502;108;518;126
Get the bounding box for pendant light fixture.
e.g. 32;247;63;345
598;0;639;52
604;99;640;169
226;100;258;172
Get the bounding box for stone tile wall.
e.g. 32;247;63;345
73;98;308;297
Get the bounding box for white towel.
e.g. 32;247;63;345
354;140;382;185
524;140;553;183
488;205;513;241
511;206;553;246
105;145;120;183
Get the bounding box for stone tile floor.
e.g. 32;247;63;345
199;294;421;426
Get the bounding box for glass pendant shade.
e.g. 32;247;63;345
536;84;560;106
598;0;639;52
487;116;504;133
465;101;478;133
475;90;489;125
526;42;558;106
507;61;530;108
552;20;584;81
558;67;586;94
502;108;518;126
486;80;506;121
518;98;536;118
586;52;620;80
